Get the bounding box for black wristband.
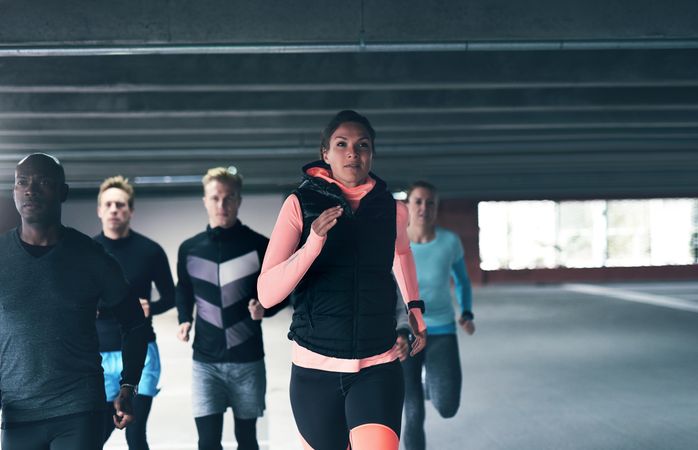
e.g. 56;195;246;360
120;383;138;397
461;310;474;321
406;300;425;313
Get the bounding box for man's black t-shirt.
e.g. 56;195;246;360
0;227;147;423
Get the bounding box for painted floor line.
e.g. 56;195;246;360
563;283;698;313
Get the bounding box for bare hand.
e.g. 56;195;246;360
458;317;476;335
139;298;150;318
395;334;409;362
178;322;192;342
113;386;136;429
311;206;343;237
408;310;427;356
248;298;264;321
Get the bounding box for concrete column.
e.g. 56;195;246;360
0;195;20;233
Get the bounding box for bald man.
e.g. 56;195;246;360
0;153;148;450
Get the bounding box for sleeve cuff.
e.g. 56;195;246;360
306;228;327;253
461;310;474;321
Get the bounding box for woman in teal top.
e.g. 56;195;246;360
401;180;476;450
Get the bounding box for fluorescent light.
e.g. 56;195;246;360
134;175;201;185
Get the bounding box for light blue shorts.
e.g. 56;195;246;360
191;359;266;419
101;341;161;401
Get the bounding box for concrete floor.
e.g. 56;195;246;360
5;281;698;449
423;282;698;450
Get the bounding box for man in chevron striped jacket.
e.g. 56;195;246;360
175;167;287;450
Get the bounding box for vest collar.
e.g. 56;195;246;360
300;160;388;200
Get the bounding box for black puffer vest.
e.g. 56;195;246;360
288;161;398;359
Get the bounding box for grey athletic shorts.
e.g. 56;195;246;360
191;359;266;419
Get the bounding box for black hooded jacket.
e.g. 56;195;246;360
176;221;286;363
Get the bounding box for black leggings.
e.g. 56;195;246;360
402;334;462;450
1;411;104;450
103;394;153;449
290;359;404;450
195;413;258;450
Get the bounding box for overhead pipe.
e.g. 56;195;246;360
1;38;698;57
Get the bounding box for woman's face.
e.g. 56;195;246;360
322;122;373;188
407;187;438;228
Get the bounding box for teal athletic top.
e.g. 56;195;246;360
410;227;473;335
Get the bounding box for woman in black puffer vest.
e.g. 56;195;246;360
258;110;427;450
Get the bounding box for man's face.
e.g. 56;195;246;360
97;187;133;236
202;180;241;229
13;157;67;225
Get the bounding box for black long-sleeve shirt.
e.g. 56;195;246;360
94;231;175;352
176;221;287;363
0;227;148;423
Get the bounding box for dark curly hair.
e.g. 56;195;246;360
319;110;376;158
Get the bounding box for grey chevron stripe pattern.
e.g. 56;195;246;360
219;250;260;286
225;319;257;349
221;274;257;308
186;255;219;286
195;295;223;328
187;250;262;348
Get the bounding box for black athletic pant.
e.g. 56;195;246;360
1;411;104;450
290;359;404;450
402;334;462;450
195;413;259;450
103;394;153;449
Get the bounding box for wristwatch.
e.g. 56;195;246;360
406;300;425;314
120;383;138;398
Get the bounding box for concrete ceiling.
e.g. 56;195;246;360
1;0;697;199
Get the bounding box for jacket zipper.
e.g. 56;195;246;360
217;239;222;291
352;217;359;358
